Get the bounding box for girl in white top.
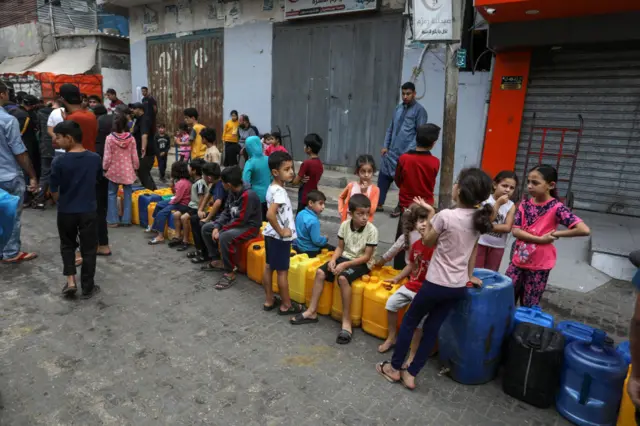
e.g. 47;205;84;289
476;171;518;272
376;168;494;391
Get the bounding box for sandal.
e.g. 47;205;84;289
376;361;400;383
214;275;236;290
2;251;38;264
186;251;199;259
61;283;77;296
290;313;319;325
167;238;182;248
201;261;224;272
176;243;190;252
336;329;353;345
278;302;305;315
263;295;282;311
148;238;165;245
190;255;210;264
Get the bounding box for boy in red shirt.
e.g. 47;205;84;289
293;133;324;213
392;124;441;269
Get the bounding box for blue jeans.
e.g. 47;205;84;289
107;181;132;225
151;200;189;233
377;172;395;207
0;175;25;259
391;280;466;377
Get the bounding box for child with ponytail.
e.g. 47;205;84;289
507;164;590;307
377;168;494;390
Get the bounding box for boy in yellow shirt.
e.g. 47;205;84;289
184;108;206;159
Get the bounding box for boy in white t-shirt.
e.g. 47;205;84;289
262;151;304;316
476;171;518;271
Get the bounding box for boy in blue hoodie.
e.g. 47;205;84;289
294;190;333;257
242;135;271;220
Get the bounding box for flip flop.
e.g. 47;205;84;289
214;275;236;290
201;261;225;272
148;238;165;245
167;238;182;248
2;252;38;264
290;313;319;325
336;329;353;345
176;243;190;252
61;283;77;296
376;361;400;383
278;301;305;316
263;295;282;311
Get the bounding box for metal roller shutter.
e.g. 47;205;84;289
515;46;640;217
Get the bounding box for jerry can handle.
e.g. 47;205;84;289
579;374;592;405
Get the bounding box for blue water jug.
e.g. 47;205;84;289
616;341;631;366
557;329;627;426
512;305;554;332
138;194;162;228
557;321;596;347
0;188;19;246
438;268;515;385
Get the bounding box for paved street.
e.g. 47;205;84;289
0;208;632;425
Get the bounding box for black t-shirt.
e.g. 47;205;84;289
50;151;102;214
132;113;157;157
155;134;170;153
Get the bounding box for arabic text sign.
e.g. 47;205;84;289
285;0;378;20
413;0;454;42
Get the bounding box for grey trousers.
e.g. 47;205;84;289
200;222;259;272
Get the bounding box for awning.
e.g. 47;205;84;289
28;44;97;75
0;54;45;74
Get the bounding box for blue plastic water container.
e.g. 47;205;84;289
616;341;631;366
438;268;515;385
0;188;18;245
512;305;554;332
138;194;162;228
557;321;596;347
556;329;628;426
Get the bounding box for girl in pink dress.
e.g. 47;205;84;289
506;165;591;307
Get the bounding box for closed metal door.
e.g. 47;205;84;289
516;46;640;217
272;14;404;167
147;30;224;140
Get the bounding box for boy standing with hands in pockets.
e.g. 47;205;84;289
262;151;305;316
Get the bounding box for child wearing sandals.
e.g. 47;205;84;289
147;161;191;245
262;151;305;316
169;159;207;251
291;193;378;345
376;168;493;390
377;202;434;362
200;166;261;290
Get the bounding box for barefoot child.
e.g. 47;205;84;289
476;171;518;271
377;168;493;390
292;193;378;345
50;121;102;298
507;164;590;307
338;154;379;223
377;203;434;362
262;151;305;315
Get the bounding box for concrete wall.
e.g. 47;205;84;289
129;39;148;102
223;21;272;134
401;43;491;196
102;67;132;104
0;22;54;62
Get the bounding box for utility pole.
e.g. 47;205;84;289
437;0;464;210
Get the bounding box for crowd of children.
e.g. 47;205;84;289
46;102;592;391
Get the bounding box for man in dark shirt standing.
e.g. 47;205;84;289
131;102;157;190
141;87;157;118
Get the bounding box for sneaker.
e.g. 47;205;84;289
82;285;101;299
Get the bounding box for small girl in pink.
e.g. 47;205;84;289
506;165;590;307
376;168;493;391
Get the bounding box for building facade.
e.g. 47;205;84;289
121;0;491;172
478;0;640;218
